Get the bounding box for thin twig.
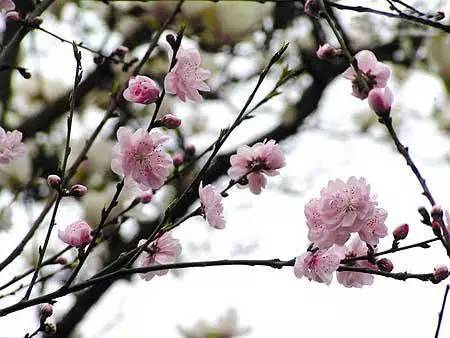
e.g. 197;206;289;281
435;284;450;338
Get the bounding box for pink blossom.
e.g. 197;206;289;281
368;87;394;116
0;0;15;12
294;246;344;285
199;183;225;229
58;220;92;247
5;10;18;20
111;127;173;191
358;207;388;246
164;47;210;102
316;44;338;60
227;140;286;195
137;232;182;281
343;50;391;99
337;236;376;288
319;177;376;233
123;75;160;104
0;127;26;164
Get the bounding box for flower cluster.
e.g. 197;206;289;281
0;127;26;165
137;232;182;281
228;139;286;194
305;177;388;249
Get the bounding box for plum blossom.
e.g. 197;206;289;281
58;220;92;247
343;50;391;99
137;232;182;281
358;207;388;246
294;246;344;285
123;75;160;104
199;183;225;229
227;140;286;194
111;127;173;191
164;47;210;102
368;87;394;116
337;236;376;288
0;127;26;164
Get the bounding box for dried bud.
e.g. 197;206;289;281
431;205;443;221
185;143;196;157
304;0;320;18
44;322;56;336
160;114;182;129
393;223;409;240
5;11;20;21
432;221;442;236
172;153;184;166
139;191;153;204
47;175;62;188
434;265;449;283
40;303;53;318
435;11;445;21
55;257;67;265
69;184;88;197
377;258;394;272
31;16;43;27
114;45;129;58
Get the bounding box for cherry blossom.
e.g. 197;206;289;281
164;47;210;102
343;50;391;99
337;236;376;288
368;87;394;116
358;207;388;246
199;183;225;229
227;139;286;194
0;127;26;165
123;75;160;104
111;127;173;191
137;232;182;281
294;246;344;285
58;220;92;247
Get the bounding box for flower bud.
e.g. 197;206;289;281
377;258;394;272
368;87;394;117
69;184;87;197
31;16;43;27
304;0;320;18
160;114;182;129
5;11;20;21
434;265;449;282
393;223;409;240
166;33;177;48
172;153;184;166
114;45;129;58
316;44;339;60
432;221;442;236
47;175;62;188
58;220;92;247
55;257;67;265
431;205;443;221
40;303;53;318
93;55;105;65
185;143;196;157
139;191;153;204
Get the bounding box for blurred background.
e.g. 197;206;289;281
0;0;450;337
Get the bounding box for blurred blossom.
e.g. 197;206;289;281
179;309;250;338
0;154;32;189
0;127;26;165
0;207;12;232
427;34;450;81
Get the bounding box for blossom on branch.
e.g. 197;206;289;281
368;87;394;117
199;183;225;229
123;75;160;104
111;127;173;191
58;220;92;247
343;50;391;99
0;127;26;165
137;232;182;281
227;139;286;194
0;0;15;13
164;47;211;102
294;246;344;285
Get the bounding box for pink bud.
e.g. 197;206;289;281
368;87;394;117
58;220;92;247
40;303;53;318
185;143;196;157
304;0;320;18
316;44;338;60
434;265;449;282
115;45;129;57
393;223;409;240
435;11;445;21
5;11;20;21
69;184;87;197
47;175;61;188
377;258;394;272
123;75;160;104
431;205;443;221
139;191;153;204
160;114;182;129
172;153;184;166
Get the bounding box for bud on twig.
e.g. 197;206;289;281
377;258;394;272
431;205;443;221
172;153;184;166
160;114;182;129
47;175;62;189
432;221;442;237
40;303;53;319
69;184;88;197
139;191;153;204
185;143;195;157
393;223;409;240
434;265;449;283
